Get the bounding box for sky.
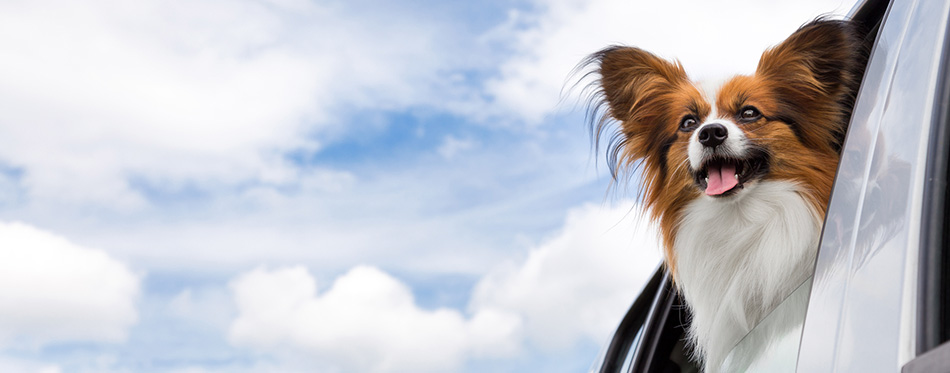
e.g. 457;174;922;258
0;0;856;372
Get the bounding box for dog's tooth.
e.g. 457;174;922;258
735;173;739;179
704;177;708;183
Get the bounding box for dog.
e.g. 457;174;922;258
584;19;867;371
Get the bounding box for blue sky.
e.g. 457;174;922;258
0;0;855;372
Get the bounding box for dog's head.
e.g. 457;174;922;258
585;19;866;263
588;19;863;208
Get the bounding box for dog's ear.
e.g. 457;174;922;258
756;19;866;150
582;46;691;180
594;46;689;123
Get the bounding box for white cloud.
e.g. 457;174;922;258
228;265;521;373
0;221;140;347
0;0;467;209
485;0;857;124
227;200;661;371
470;200;661;350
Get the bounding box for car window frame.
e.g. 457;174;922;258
596;267;664;373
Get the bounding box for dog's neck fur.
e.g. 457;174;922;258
673;180;821;372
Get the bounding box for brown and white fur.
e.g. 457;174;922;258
584;19;867;371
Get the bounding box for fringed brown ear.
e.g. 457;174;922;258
756;19;867;151
583;46;690;178
593;47;688;123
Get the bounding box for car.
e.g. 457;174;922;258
590;0;950;371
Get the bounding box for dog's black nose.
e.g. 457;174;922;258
698;123;728;148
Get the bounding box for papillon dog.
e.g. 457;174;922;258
584;19;867;371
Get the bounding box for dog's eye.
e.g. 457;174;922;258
739;106;761;122
679;116;699;131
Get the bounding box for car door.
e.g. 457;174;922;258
799;0;950;370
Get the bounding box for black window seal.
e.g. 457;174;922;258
916;0;950;357
628;270;676;373
598;266;665;373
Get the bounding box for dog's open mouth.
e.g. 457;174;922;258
694;151;769;197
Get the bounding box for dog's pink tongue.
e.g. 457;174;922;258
705;163;738;196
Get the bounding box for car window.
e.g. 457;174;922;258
592;267;662;373
718;277;812;373
591;267;700;373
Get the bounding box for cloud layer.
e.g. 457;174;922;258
229;265;522;372
228;201;660;372
0;0;472;209
470;201;661;351
0;221;139;347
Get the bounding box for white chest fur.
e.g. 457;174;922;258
673;180;821;372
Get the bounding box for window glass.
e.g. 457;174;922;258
719;277;812;373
